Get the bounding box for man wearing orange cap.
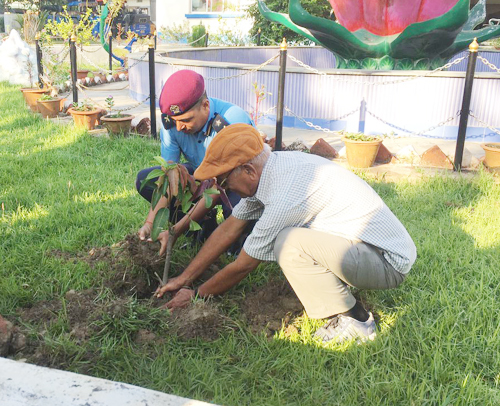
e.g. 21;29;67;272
135;70;254;253
156;123;417;344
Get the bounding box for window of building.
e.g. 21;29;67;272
190;0;252;14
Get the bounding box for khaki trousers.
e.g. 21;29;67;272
273;227;406;319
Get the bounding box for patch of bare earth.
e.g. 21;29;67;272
239;279;304;337
6;234;306;368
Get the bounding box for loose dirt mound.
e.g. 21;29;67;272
172;300;230;341
240;279;303;337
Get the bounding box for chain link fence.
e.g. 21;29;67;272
287;54;469;86
37;38;500;143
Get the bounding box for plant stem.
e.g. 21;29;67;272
162;226;176;285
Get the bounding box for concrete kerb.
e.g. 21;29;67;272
0;357;219;406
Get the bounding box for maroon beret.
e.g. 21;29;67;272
159;70;205;116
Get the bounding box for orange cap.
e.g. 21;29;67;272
194;124;264;180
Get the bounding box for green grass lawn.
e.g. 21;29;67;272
1;81;500;405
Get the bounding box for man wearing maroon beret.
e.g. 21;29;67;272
135;69;254;255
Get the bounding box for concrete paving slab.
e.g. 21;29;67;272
0;358;218;406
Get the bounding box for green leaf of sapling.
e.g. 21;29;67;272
143;169;165;183
189;220;202;231
151;207;170;241
151;188;162;211
181;190;193;213
153;156;168;166
204;195;213;208
203;188;220;195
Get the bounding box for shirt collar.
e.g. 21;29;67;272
200;98;215;136
254;152;276;202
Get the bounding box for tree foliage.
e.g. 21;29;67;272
246;0;332;45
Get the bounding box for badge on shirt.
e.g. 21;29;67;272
210;114;229;134
161;114;174;130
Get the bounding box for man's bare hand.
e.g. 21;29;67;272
138;222;153;241
161;288;195;310
154;276;186;298
158;230;171;256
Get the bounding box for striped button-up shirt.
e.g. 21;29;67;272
232;152;417;274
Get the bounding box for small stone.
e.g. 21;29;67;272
134;117;151;135
310;138;338;159
420;145;453;169
375;143;393;164
11;332;26;352
338;146;347;158
0;315;14;356
395;145;420;164
286;140;309;152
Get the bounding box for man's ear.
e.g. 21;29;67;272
242;163;257;177
201;98;210;111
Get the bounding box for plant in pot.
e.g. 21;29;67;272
481;142;500;169
36;93;66;118
67;99;101;130
341;131;383;169
100;96;135;136
20;55;49;112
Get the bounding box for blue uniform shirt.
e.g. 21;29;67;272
160;97;254;168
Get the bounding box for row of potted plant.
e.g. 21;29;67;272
19;88;500;167
20;87;134;136
67;96;135;136
341;131;500;170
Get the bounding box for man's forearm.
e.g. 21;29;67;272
172;195;220;237
179;216;248;284
197;249;261;297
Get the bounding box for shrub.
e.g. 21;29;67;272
246;0;332;46
159;21;190;44
189;23;206;47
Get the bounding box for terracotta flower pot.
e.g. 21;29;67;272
36;97;66;118
68;108;102;130
481;142;500;169
77;69;90;80
100;114;135;136
342;136;383;168
20;88;50;112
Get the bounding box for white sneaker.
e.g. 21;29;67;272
314;312;377;344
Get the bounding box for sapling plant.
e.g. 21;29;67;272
140;157;232;286
104;95;123;118
250;82;271;126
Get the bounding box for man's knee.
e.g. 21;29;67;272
136;166;161;202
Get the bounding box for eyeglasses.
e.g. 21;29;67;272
218;168;235;189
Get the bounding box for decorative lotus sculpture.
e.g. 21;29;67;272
258;0;500;69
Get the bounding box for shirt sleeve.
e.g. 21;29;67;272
160;126;181;163
232;197;264;220
243;202;312;262
222;105;254;126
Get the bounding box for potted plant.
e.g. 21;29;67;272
36;94;66;118
67;99;101;130
20;57;49;112
341;131;383;169
481;143;500;169
100;96;135;136
77;69;90;80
